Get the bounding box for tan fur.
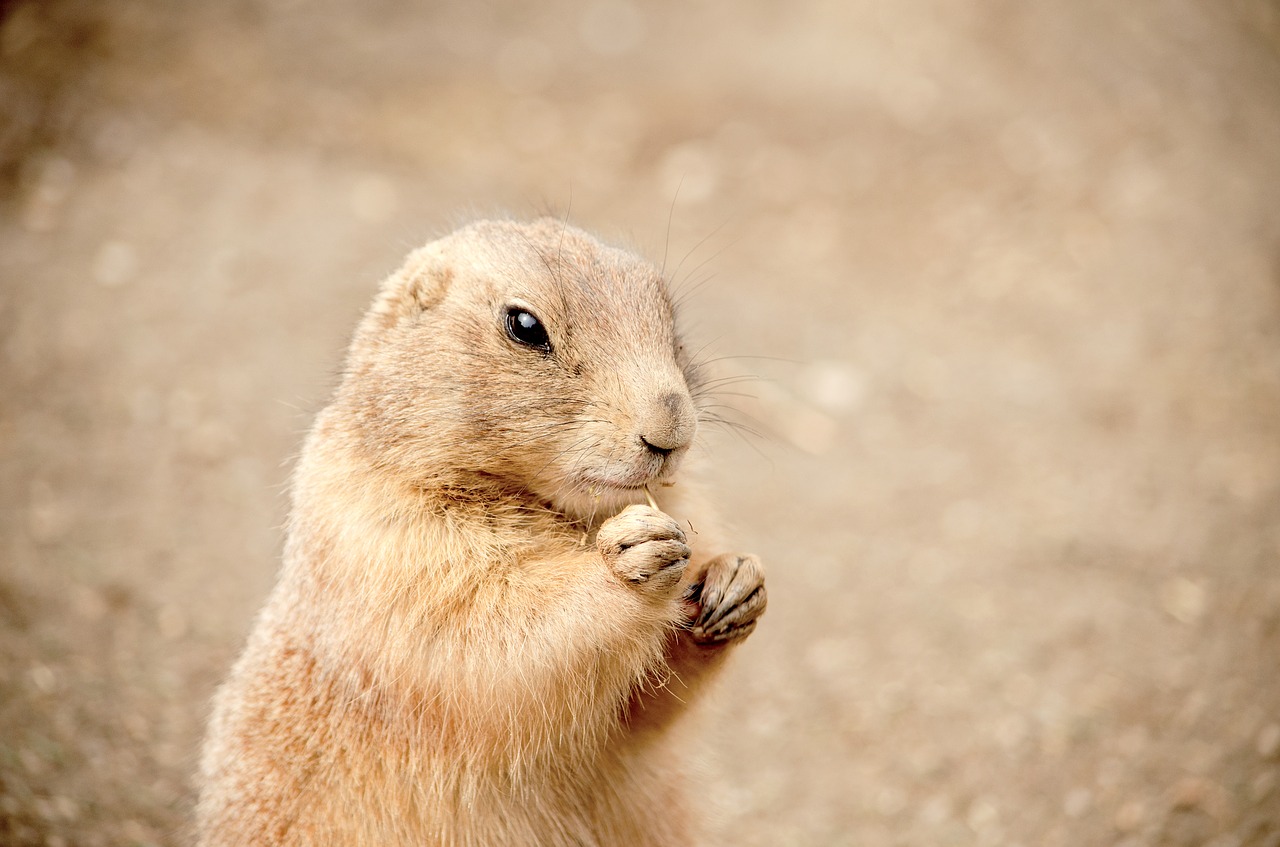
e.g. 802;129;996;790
196;219;767;846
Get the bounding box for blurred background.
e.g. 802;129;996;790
3;0;1280;844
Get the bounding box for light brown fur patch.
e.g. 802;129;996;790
196;219;766;846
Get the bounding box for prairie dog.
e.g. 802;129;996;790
196;219;767;846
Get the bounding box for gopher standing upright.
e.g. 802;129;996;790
196;219;767;846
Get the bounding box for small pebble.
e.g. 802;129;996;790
1170;775;1228;818
1251;770;1276;801
52;795;79;821
797;360;865;414
875;786;907;817
29;664;56;694
1258;723;1280;759
157;605;188;640
1160;577;1207;625
18;747;45;775
1114;799;1145;833
966;798;999;832
579;0;646;56
350;175;399;224
918;793;952;825
93;240;138;287
1064;787;1092;818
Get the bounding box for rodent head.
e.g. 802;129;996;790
338;219;704;521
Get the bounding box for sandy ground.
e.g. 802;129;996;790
3;1;1280;844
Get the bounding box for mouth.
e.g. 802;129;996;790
579;477;650;496
556;458;678;516
575;467;670;505
549;472;672;520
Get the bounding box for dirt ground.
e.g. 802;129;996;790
2;0;1280;844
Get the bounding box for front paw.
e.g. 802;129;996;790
687;553;767;645
597;505;690;596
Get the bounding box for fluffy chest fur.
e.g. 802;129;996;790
196;220;767;847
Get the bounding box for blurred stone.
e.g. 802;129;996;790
1171;776;1229;819
1197;449;1274;504
797;360;865;415
1114;799;1145;833
121;819;158;842
1102;155;1168;218
494;37;554;94
167;388;203;431
875;786;907;817
57;307;103;358
1063;210;1113;268
782;204;842;261
803;636;851;677
994;714;1029;751
51;795;79;822
874;679;906;714
1259;723;1280;759
1090;757;1121;793
506;98;563;154
745;703;786;738
92;240;138;287
1064;787;1092;818
33;796;56;822
124;713;150;742
906;546;950;587
91;115;141;163
1;1;42;55
349;174;399;225
19;747;46;775
997;116;1080;178
879;72;940;129
579;0;645;56
658;141;718;205
1177;689;1209;726
29;663;56;694
581;93;641;166
20;154;75;233
900;353;949;401
918;794;953;825
1252;769;1277;802
941;499;984;541
157;605;188;641
748;144;807;205
966;798;999;832
129;386;164;426
28;494;71;544
184;419;237;463
1118;725;1150;756
1002;673;1038;709
1160;577;1207;625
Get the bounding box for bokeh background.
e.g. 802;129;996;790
3;1;1280;844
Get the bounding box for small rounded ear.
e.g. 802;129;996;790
360;245;455;335
399;246;452;311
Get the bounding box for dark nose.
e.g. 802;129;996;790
640;434;675;456
639;391;696;455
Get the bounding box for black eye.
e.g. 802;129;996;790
505;307;551;351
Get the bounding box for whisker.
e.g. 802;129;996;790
661;177;683;278
668;220;733;298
